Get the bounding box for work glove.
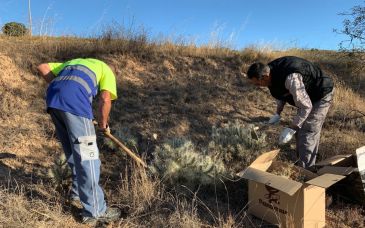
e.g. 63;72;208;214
278;127;296;145
268;114;281;124
102;125;111;134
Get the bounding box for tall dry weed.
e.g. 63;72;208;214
117;165;161;215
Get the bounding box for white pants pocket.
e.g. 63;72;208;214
77;135;99;161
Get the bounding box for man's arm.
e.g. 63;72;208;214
98;90;112;130
37;63;55;83
285;73;313;130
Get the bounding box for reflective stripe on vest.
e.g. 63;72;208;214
62;65;97;88
54;65;97;102
53;75;92;94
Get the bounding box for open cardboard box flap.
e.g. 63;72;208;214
315;146;365;176
305;173;346;188
241;167;344;196
249;149;280;171
242;166;303;196
236;149;280;177
317;166;356;176
238;149;303;196
315;154;353;166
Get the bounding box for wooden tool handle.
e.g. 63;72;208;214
104;132;147;168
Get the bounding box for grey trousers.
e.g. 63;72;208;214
296;91;333;168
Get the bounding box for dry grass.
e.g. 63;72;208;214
0;183;81;227
1;34;365;227
117;165;161;215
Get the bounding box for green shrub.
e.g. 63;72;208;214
2;22;28;36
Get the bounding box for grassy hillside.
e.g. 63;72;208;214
1;35;365;227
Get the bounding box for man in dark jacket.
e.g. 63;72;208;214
246;56;334;169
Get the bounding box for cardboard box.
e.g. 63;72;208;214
238;149;345;228
315;146;365;204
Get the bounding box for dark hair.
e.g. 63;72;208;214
247;62;270;79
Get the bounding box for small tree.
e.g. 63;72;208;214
2;22;28;36
335;3;365;72
335;4;365;50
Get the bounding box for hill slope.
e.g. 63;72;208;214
1;36;365;227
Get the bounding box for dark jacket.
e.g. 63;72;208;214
268;56;333;106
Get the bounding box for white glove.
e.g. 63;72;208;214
278;128;296;145
268;114;281;124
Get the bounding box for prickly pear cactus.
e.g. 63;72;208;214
208;121;267;170
149;138;227;189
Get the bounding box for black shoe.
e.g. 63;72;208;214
82;207;121;225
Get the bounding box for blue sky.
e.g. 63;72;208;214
0;0;363;50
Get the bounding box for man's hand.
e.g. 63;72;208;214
36;63;55;83
278;127;296;145
97;124;111;135
268;114;281;124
